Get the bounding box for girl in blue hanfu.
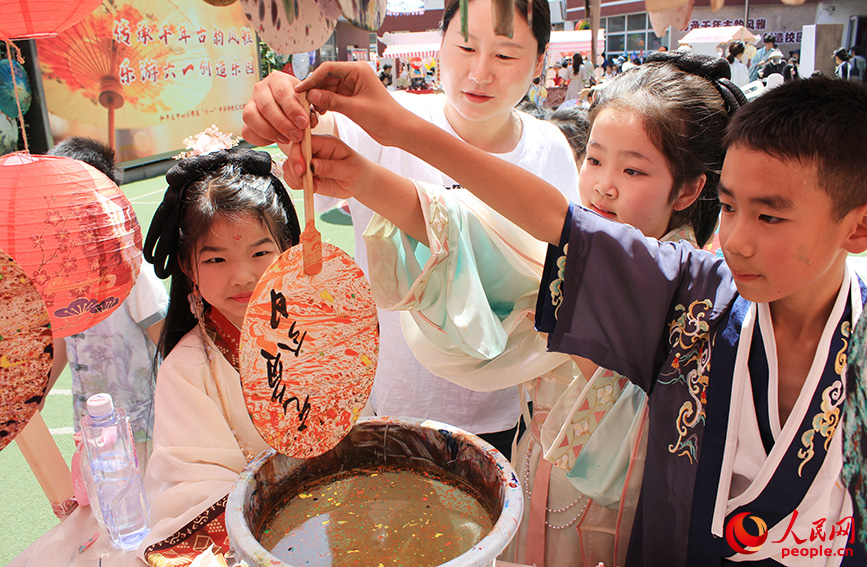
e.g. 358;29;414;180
246;61;867;564
242;52;756;566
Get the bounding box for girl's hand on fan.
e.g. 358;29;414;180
296;62;410;148
289;135;379;200
242;71;320;146
299;134;427;245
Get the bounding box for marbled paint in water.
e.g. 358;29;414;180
258;467;494;566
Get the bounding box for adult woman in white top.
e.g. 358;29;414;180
565;52;589;102
726;41;750;87
242;0;578;460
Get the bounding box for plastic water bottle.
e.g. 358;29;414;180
80;393;150;550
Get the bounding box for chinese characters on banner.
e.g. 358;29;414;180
682;18;801;44
111;18;255;92
36;2;260;163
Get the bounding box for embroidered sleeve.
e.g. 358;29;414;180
535;202;576;333
536;204;735;391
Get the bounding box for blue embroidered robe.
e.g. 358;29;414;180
535;204;866;567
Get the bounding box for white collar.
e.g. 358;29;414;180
711;267;862;537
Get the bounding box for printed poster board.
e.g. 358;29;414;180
36;1;259;164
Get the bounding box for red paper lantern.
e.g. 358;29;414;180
0;0;102;40
0;153;142;338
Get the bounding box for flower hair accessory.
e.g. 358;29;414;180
175;125;241;160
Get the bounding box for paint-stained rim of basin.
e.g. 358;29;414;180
226;416;524;567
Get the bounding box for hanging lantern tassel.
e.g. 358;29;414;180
0;153;142;338
526;0;532;32
4;40;28;153
460;0;469;41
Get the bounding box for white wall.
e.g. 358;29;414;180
816;0;867;46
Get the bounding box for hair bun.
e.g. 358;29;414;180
644;51;729;81
645;51;747;116
145;148;281;279
166;148;272;189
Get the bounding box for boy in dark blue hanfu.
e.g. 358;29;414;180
527;78;867;566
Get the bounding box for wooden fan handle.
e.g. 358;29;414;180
300;93;314;226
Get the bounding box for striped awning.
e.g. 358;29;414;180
379;31;442;59
548;29;607;56
382;42;440;59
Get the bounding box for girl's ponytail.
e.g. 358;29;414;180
726;41;746;67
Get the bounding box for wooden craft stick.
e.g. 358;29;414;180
16;411;75;512
299;92;322;275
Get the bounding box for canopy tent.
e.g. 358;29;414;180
548;29;607;57
678;25;756;46
678;25;756;57
380;31;442;59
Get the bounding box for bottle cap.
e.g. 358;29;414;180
86;393;115;418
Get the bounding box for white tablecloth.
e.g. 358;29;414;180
8;505;145;567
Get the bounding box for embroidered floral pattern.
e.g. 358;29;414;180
661;299;714;464
797;321;849;476
844;311;867;550
548;243;569;320
544;369;630;472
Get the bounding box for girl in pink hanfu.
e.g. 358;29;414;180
137;148;300;562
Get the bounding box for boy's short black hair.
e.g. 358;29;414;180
548;106;590;164
724;77;867;219
762;33;777;46
515;98;548;120
47;136;123;185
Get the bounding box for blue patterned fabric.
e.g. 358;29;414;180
844;313;867;551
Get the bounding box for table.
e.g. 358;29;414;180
8;505;145;566
10;506;533;567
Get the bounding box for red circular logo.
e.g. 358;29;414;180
725;512;769;554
